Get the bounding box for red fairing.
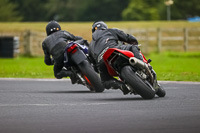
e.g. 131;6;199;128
103;48;134;61
140;51;148;63
103;48;134;76
103;48;116;61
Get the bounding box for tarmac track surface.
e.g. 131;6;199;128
0;78;200;133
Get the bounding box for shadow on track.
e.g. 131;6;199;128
91;97;144;101
32;90;94;94
91;96;160;102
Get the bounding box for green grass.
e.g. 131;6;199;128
0;21;199;81
0;56;54;78
148;52;200;81
0;52;200;81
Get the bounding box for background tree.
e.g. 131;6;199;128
170;0;200;20
122;0;163;20
44;0;129;21
10;0;48;21
44;0;81;21
1;0;200;22
0;0;22;21
77;0;129;21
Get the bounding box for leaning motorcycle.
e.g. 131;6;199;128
64;40;104;92
102;46;166;99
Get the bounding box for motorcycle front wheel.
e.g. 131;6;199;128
77;60;104;93
120;65;155;99
156;84;166;97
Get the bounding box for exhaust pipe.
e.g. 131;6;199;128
129;57;148;69
129;57;154;84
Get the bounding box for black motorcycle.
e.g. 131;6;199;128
64;40;104;92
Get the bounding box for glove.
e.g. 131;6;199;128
83;40;89;46
132;40;138;45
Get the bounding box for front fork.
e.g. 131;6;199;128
151;69;160;92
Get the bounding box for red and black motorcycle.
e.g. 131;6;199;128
102;47;166;99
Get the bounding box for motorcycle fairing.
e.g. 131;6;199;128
71;49;87;65
103;48;134;76
77;43;88;54
141;51;148;63
103;48;134;60
64;42;87;67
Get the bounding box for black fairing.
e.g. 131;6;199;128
71;49;87;64
64;47;87;68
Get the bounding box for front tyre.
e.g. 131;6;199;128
120;66;155;99
78;60;104;92
156;84;166;97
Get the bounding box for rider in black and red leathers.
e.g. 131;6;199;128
89;21;143;94
42;20;83;83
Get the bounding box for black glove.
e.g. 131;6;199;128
83;40;89;46
132;38;139;45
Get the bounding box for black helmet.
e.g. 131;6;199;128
92;21;108;33
46;20;61;36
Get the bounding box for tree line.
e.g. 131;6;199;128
0;0;200;22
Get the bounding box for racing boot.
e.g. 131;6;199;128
103;79;130;95
147;66;160;92
57;70;78;84
147;59;160;91
120;83;130;95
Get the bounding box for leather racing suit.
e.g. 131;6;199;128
89;28;142;94
42;30;82;81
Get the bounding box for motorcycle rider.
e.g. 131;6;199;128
89;21;143;94
42;20;83;84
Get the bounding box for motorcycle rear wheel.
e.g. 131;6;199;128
120;66;155;99
78;60;104;92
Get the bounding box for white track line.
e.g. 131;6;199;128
158;80;200;85
0;103;110;107
0;78;70;82
0;78;200;84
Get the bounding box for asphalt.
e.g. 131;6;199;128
0;79;200;133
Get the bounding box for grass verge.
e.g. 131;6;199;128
0;52;200;81
0;56;54;78
149;52;200;81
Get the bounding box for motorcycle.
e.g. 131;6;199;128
102;46;166;99
64;40;104;92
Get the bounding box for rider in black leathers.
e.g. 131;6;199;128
42;20;83;83
89;21;143;94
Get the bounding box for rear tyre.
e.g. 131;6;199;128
120;66;155;99
78;60;104;92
